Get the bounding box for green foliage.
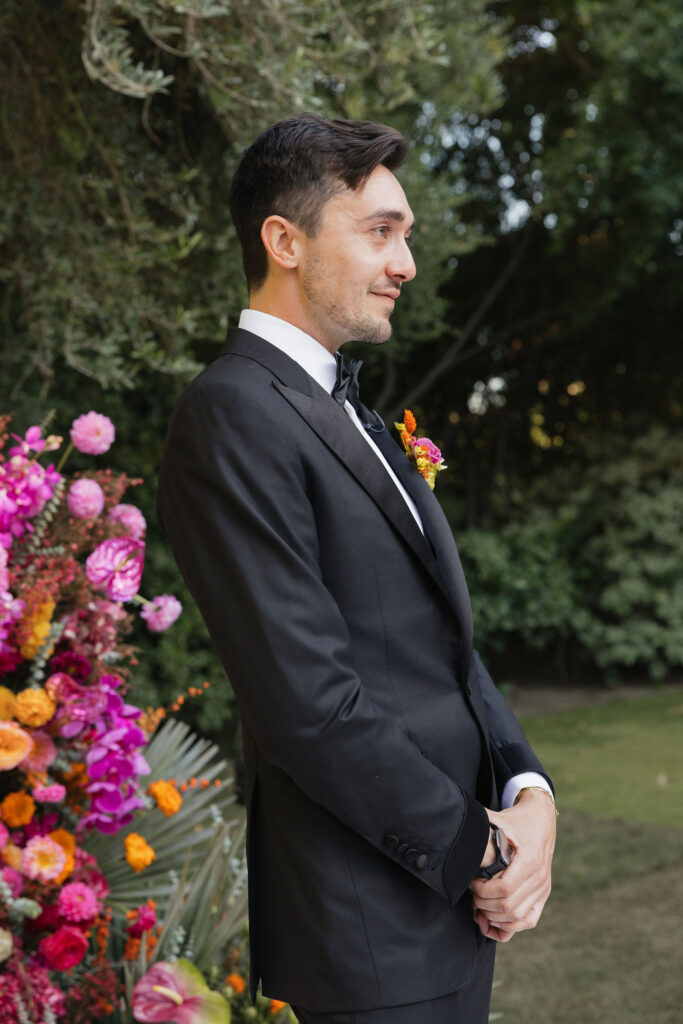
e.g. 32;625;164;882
463;429;683;681
459;513;577;653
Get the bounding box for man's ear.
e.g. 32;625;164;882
260;215;303;271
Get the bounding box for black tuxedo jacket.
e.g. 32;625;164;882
157;327;551;1013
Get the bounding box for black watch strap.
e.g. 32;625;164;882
476;825;511;879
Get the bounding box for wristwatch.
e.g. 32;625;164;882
476;824;512;879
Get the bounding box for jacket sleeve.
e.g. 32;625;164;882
471;650;554;800
157;377;489;905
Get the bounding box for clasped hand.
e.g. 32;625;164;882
469;789;556;943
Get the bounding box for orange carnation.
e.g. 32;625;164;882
18;602;55;660
270;999;287;1014
149;779;182;817
0;721;33;770
1;790;36;827
124;832;156;873
15;687;56;728
225;973;246;994
50;829;77;883
1;842;22;870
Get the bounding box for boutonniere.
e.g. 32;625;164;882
394;409;447;491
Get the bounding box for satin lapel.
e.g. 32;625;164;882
272;382;452;605
372;429;474;671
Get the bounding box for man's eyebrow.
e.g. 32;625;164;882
363;209;416;231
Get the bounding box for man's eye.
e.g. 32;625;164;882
373;225;389;237
404;234;413;247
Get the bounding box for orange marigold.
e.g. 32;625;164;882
18;602;56;660
1;791;36;827
0;687;16;719
269;999;287;1014
124;832;156;873
148;779;183;817
15;688;56;728
0;721;33;770
225;973;246;995
403;409;417;434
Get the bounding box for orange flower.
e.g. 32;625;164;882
0;721;33;770
124;832;156;873
1;791;36;827
148;779;183;817
1;842;22;870
403;409;417;434
50;829;77;883
18;602;55;660
0;687;16;719
15;687;56;728
225;973;246;995
269;999;287;1014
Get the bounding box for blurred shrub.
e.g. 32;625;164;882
459;428;683;682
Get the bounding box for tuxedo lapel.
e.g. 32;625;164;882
372;429;474;674
273;382;453;606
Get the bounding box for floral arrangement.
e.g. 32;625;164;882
394;409;447;491
0;411;290;1023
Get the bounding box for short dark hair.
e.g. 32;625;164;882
228;113;409;291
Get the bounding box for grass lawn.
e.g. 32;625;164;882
491;689;683;1024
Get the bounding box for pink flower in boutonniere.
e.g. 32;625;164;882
394;409;447;491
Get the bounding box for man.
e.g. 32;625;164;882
157;114;556;1023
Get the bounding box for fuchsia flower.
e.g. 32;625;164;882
414;437;443;464
132;960;231;1024
127;901;157;937
67;477;105;518
109;502;147;539
57;881;98;922
70;411;115;455
85;537;145;601
141;594;183;633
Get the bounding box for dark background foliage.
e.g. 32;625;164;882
2;0;681;750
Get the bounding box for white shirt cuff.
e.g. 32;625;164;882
501;771;554;810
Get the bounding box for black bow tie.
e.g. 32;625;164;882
332;352;363;410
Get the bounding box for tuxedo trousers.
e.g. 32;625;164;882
290;935;495;1024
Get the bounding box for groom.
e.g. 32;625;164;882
157;114;556;1023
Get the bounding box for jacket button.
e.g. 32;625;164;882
404;848;418;863
415;854;428;870
384;834;399;850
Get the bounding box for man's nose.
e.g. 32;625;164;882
387;239;416;283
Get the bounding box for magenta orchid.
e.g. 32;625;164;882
132;960;231;1024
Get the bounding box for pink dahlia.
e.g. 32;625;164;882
108;503;147;539
85;537;145;601
33;783;66;803
70;411;115;455
21;729;57;772
57;881;98;922
21;835;67;882
140;594;182;633
67;478;105;518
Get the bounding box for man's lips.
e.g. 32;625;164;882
371;289;400;301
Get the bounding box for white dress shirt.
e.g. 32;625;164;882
238;309;553;810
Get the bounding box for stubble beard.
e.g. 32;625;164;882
302;257;393;347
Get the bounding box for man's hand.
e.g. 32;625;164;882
470;789;556;943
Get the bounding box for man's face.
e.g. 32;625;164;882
298;165;416;352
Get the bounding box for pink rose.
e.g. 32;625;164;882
140;594;182;633
108;503;147;539
414;437;442;464
67;478;105;518
39;924;89;970
70;411;115;456
21;729;57;772
85;537;145;601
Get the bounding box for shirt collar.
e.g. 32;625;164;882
238;309;337;395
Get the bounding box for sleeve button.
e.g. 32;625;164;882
415;853;428;870
384;834;399;850
404;848;418;863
